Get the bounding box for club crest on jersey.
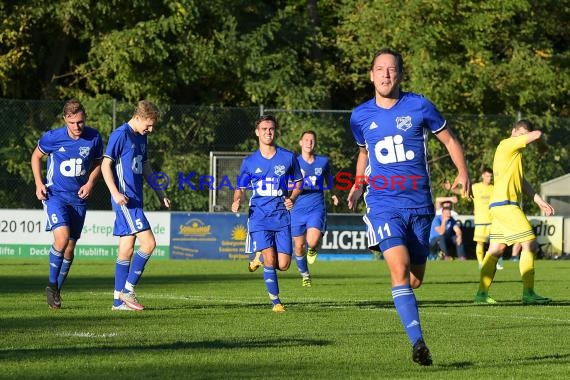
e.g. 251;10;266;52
315;168;323;175
274;165;286;176
140;144;146;153
396;116;413;132
79;146;90;158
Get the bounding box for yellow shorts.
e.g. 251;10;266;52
489;204;535;245
473;224;491;243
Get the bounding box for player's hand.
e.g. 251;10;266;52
451;174;472;200
77;183;94;199
284;197;294;211
113;193;128;206
231;199;240;213
35;184;47;200
535;195;555;216
331;194;340;206
347;185;363;210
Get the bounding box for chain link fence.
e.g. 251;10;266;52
1;98;567;214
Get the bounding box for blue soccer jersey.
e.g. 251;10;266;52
292;154;331;213
38;125;103;205
104;123;148;207
237;146;302;232
350;92;446;209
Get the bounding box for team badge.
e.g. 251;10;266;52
140;144;146;153
396;116;413;132
79;147;90;158
315;168;323;176
274;165;286;176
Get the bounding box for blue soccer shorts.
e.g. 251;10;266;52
112;203;151;236
43;197;87;241
363;206;433;265
247;227;292;255
291;207;326;237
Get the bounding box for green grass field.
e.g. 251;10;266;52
1;258;569;379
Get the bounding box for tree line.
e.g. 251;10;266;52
1;0;569;213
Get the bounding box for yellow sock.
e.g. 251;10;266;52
476;243;484;265
478;254;499;293
519;250;535;292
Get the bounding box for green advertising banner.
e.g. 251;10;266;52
0;210;170;259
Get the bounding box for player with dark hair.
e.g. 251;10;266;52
291;130;338;286
231;115;303;312
31;99;103;309
101;100;170;311
348;48;471;365
474;119;554;305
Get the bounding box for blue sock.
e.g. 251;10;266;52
114;259;130;306
295;254;309;277
263;266;281;305
48;246;64;287
392;285;423;345
124;250;151;290
57;258;73;290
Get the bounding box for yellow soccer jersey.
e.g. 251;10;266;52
472;182;493;224
490;135;527;206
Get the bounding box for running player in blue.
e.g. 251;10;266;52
101;100;170;311
31;99;103;309
231;115;303;313
347;48;471;366
291;130;338;287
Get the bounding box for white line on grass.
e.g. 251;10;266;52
55;332;119;338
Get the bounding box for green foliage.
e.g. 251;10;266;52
1;1;570;212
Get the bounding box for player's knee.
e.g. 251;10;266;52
278;262;291;271
410;278;423;289
140;240;156;254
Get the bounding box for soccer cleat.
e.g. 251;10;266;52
272;303;286;313
522;291;552;305
248;251;263;272
46;285;61;309
307;248;318;264
496;263;504;270
302;276;312;287
474;292;497;305
412;339;433;366
111;302;136;311
119;291;144;311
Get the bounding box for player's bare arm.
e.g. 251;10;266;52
101;157;128;206
285;181;303;211
31;147;47;200
231;188;243;213
347;147;368;210
435;128;472;199
523;178;555;216
78;158;102;199
143;161;170;208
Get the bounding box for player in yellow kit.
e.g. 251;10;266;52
471;167;494;267
474;120;554;305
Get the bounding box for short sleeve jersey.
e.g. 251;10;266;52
471;182;493;224
292;154;331;213
104;123;148;206
38;125;103;205
237;146;302;232
350;92;446;209
490;135;527;206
